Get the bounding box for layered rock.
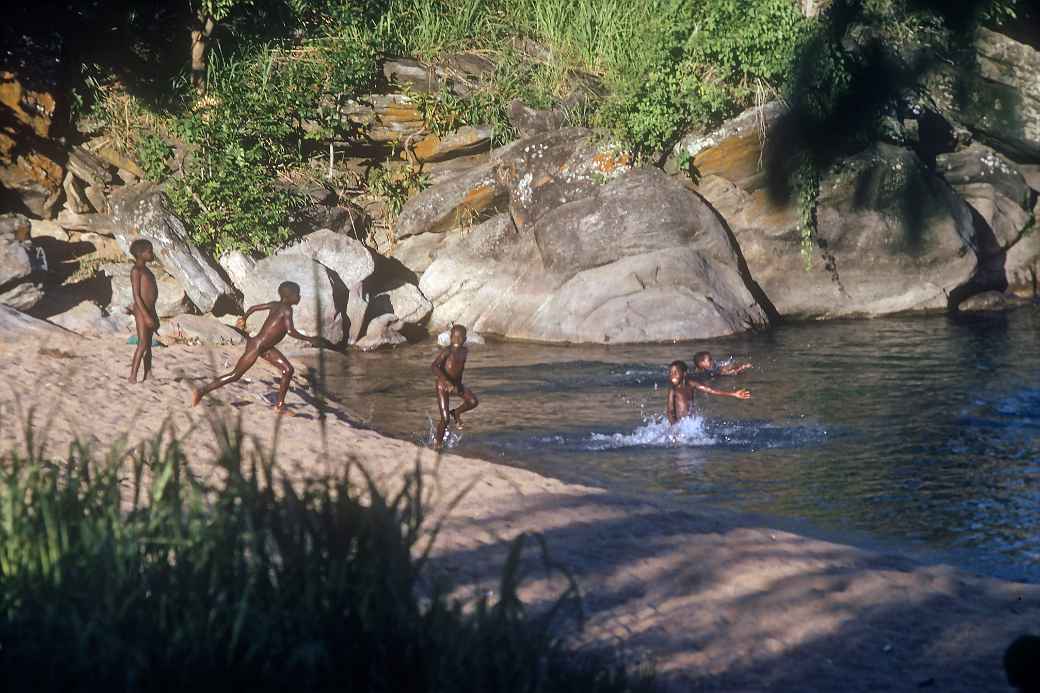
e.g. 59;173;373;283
0;68;64;217
401;134;769;343
0;213;46;310
108;184;236;314
927;28;1040;162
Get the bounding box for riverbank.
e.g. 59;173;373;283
1;334;1037;692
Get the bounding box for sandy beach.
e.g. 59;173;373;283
1;333;1037;692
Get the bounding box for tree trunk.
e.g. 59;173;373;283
190;14;215;92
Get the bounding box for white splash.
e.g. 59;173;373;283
585;415;716;450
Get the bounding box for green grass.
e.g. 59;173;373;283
0;414;656;692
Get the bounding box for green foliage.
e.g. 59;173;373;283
136;134;174;182
367;164;430;227
0;417;656;692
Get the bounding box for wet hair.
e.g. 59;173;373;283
278;281;301;300
693;351;713;368
451;324;467;337
1005;634;1040;692
669;360;688;373
129;238;153;258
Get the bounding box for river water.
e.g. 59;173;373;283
310;307;1040;582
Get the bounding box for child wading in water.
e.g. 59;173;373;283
192;281;323;415
128;239;159;383
667;360;750;424
431;324;479;449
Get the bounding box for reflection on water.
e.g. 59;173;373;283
307;307;1040;582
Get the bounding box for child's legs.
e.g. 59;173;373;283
130;313;151;380
198;342;260;396
435;386;451;444
260;348;294;408
452;387;478;416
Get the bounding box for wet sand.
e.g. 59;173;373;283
1;334;1037;692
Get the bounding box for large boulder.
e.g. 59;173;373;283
100;263;193;318
1;213;46;310
0;305;75;340
49;301;126;337
277;229;375;289
418;167;767;343
108;183;236;314
237;254;343;346
926;28;1040;162
680;101;1004;317
159;314;244;346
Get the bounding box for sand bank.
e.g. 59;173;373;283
0;335;1037;692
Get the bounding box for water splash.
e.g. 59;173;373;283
585;415;716;450
422;416;463;449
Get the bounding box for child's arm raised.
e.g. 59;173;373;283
718;362;752;375
690;379;751;400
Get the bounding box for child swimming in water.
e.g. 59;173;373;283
667;360;750;424
431;324;479;449
693;351;752;377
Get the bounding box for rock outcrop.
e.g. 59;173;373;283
0;64;64;217
108;184;236;314
0;213;46;310
397;131;768;343
927;28;1040;162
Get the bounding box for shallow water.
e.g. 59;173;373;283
309;307;1040;582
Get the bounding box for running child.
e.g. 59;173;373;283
431;324;479;449
192;281;324;414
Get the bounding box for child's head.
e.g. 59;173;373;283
129;238;154;262
1005;634;1040;692
668;360;688;386
693;351;714;371
450;324;467;347
278;281;301;305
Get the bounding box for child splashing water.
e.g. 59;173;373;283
667;360;750;425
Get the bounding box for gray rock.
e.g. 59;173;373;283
218;250;256;291
957;290;1016;312
50;301;126;336
277;229;375;288
507;99;563;136
411;125;493;163
108;183;236;314
30;219;69;242
354;314;406;351
63;172;91;214
67;145;114;188
419;169;767;343
0;281;44;311
239;254;343;345
159;314;244;346
395;159;507;239
289;202;370;239
938;143;1034;210
1;233;34;287
345;280;368;344
83;184;109;215
56;209;120;235
383;58;445;93
0;213;31;241
926;28;1040;161
0;305;76;340
372;283;432;331
101;263;193;318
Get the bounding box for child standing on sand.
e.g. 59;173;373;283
431;324;479;449
667;360;750;425
192;281;324;415
128;239;159;383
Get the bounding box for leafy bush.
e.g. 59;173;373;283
0;417;656;692
136;133;175;182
